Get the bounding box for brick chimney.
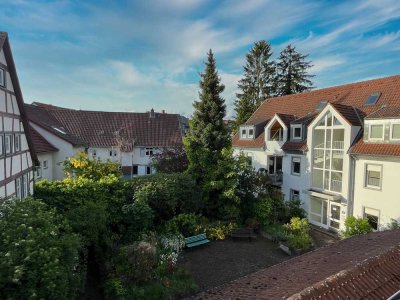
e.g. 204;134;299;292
149;108;155;118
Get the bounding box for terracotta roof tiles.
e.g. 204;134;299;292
29;126;58;153
282;141;308;152
350;137;400;157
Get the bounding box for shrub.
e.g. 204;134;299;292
284;199;306;221
255;192;286;226
151;146;189;173
199;222;237;240
164;213;200;237
0;198;84;299
342;216;372;238
284;218;313;251
263;223;289;242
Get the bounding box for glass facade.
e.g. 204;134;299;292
312;112;344;193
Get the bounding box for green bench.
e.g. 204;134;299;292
184;233;210;248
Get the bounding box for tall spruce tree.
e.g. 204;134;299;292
184;50;239;220
234;40;275;131
274;44;314;96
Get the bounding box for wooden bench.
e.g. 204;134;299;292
231;228;257;241
184;233;210;248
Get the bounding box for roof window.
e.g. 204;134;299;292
52;126;67;135
315;100;327;112
364;92;381;106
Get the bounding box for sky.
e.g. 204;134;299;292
1;0;400;118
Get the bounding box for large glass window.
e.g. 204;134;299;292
312;112;344;193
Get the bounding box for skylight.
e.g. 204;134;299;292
364;92;381;106
52;126;66;134
315;100;328;112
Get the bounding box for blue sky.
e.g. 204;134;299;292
1;0;400;117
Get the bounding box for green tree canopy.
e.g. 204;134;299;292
274;44;314;96
234;40;275;130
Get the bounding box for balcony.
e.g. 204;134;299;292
269;172;283;186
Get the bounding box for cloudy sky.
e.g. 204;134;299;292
1;0;400;117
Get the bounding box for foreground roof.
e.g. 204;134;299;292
25;102;187;150
233;75;400;151
29;126;58;154
194;230;400;299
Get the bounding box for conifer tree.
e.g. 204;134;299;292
234;41;275;130
184;50;239;220
274;44;314;96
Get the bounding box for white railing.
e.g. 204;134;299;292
324;178;342;192
314;141;344;149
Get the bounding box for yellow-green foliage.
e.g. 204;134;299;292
198;222;237;240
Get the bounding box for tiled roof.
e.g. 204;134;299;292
194;230;400;299
25;103;185;150
232;131;265;149
350;136;400;157
366;105;400;119
282;141;308;152
276;113;296;127
233;75;400;150
289;247;400;300
29;126;58;153
331;103;364;126
291;113;317;125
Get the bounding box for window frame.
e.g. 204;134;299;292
0;135;4;157
35;165;42;179
0;68;5;88
15;177;21;199
145;147;154;156
109;149;117;157
248;128;254;138
291;156;301;176
290;189;300;201
14;134;21;152
5;134;12;155
43;160;48;169
364;163;382;190
292;125;302;140
369;124;384;141
363;207;380;230
390;123;400;141
146;166;152;175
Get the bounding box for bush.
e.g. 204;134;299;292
199;222;237;240
284;218;313;251
255;192;286;226
128;173;203;223
342;216;372;238
164;214;200;237
263;223;289;242
0;198;84;299
284;199;306;222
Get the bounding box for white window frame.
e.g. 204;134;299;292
291;156;301;176
0;135;4;156
109;149;117;157
16;177;21;199
390;123;400;141
43;160;48;169
240;128;247;138
363;207;380;230
292;125;302;140
248;128;254;138
5;134;12;155
365;164;382;190
35;165;42;179
369;124;384;141
22;174;28;198
290;189;300;201
0;68;5;88
14;134;21;152
145;147;154;156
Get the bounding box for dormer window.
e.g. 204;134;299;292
248;128;254;138
369;124;383;140
240;126;255;139
241;129;247;138
390;124;400;140
292;126;302;140
0;68;5;88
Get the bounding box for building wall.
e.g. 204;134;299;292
36;152;54;181
353;156;400;228
233;148;266;171
30;123;83;180
0;47;34;199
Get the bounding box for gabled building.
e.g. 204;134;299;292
233;75;400;231
25;102;188;181
0;32;37;199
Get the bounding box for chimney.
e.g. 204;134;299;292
149;108;155;118
162;109;165;114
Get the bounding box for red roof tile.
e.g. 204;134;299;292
276;113;296;127
282;141;308;152
366;105;400;119
232;131;265;149
194;230;400;299
25;103;186;150
29;126;58;153
350;137;400;157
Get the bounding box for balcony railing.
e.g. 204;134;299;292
269;172;283;186
324;179;342;192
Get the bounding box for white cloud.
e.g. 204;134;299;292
310;56;346;73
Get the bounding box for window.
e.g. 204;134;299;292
145;147;154;156
364;207;379;230
14;134;21;152
146;166;152;175
291;157;301;176
43;160;48;169
290;189;300;201
248;128;254;138
241;129;247;138
92;149;97;157
35;165;42;179
364;92;381;106
16;177;21;199
0;135;3;156
0;68;5;88
369;124;383;140
365;164;382;189
109;149;117;157
292;126;302;139
391;124;400;140
5;134;12;154
22;174;28;198
132;165;138;175
15;174;29;199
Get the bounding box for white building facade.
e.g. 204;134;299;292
233;75;400;232
0;32;37;199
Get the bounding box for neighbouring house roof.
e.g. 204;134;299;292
25;102;186;151
281;141;308;152
29;126;58;154
232;75;400;156
365;105;400;119
194;230;400;300
0;32;38;165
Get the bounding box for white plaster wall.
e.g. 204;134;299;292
89;147;121;163
37;152;54;181
353;156;400;228
30;123;82;180
0;90;6;112
233;148;266;171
